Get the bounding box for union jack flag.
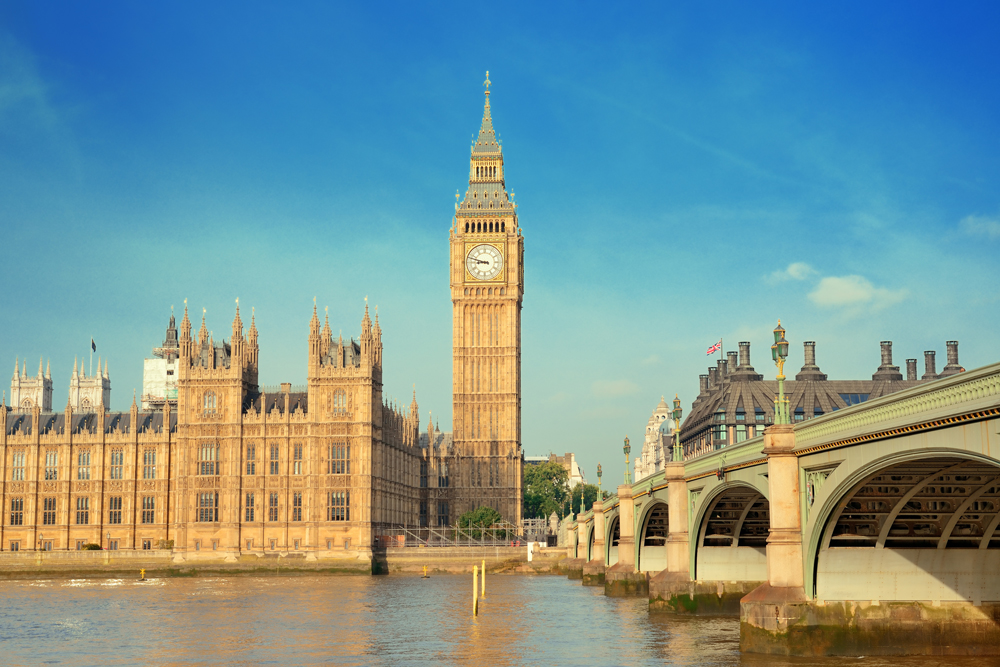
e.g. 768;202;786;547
706;340;722;355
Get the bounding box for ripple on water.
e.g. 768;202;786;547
0;575;989;666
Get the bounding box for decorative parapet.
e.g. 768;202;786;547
794;361;1000;450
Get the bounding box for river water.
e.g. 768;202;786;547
0;574;985;666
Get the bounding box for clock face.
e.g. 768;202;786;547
466;244;504;281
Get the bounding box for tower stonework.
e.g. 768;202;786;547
448;74;524;523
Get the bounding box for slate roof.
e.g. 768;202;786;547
5;411;177;436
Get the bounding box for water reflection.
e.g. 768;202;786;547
0;575;987;666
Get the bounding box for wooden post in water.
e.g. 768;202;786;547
473;565;479;616
481;559;486;598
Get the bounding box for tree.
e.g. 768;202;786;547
457;506;506;538
522;461;569;519
562;483;604;516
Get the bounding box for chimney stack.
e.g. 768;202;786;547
708;367;718;389
922;351;938;380
698;375;709;396
727;351;738;374
940;341;963;377
905;358;917;381
796;341;827;381
872;340;903;381
738;342;751;368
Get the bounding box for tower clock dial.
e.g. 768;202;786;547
466;243;504;281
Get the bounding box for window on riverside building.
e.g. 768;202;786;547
292;493;302;521
293;444;303;475
141;496;155;524
198;493;218;522
755;409;766;423
420;459;428;488
143;449;156;479
199;443;219;476
839;393;869;407
735;424;748;443
245;493;255;522
438;462;449;488
437;502;449;527
110;449;124;480
10;497;24;526
77;451;91;480
328;443;349;475
712;424;726;443
419;502;428;527
794;408;805;422
269;445;279;475
203;391;217;414
246;444;256;476
45;451;58;480
327;491;349;521
76;497;89;525
11;450;25;481
332;389;346;414
10;541;20;551
268;493;279;522
43;497;56;525
108;496;122;524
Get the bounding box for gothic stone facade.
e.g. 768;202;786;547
0;303;422;556
428;77;524;525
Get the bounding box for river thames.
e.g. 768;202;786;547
0;574;985;666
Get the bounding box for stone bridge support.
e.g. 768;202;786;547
563;518;584;579
606;484;648;597
583;499;606;586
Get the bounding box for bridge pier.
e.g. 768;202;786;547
563;518;584;579
606;484;648;597
582;499;606;586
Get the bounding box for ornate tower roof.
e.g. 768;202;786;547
457;72;515;217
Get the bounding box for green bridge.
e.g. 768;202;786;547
562;360;1000;656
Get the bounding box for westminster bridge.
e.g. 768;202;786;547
562;360;1000;656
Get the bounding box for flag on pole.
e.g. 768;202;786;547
91;338;96;352
706;340;722;355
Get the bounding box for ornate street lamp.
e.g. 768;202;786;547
597;463;602;498
671;394;683;462
771;320;790;424
623;437;631;485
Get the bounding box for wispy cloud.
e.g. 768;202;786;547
767;261;817;283
591;379;639;398
808;275;907;310
640;354;660;366
960;213;1000;240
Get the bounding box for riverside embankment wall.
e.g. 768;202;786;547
0;547;569;579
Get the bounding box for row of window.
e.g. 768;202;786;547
9;496;157;525
419;461;450;488
9;491;351;526
475;166;497;178
8;537;347;552
464;220;505;234
418;501;450;527
8;449;153;481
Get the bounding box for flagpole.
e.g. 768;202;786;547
90;338;93;377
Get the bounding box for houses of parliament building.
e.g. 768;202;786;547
0;76;524;557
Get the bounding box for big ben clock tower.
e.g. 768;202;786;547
449;72;523;523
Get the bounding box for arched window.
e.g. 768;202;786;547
488;288;493;296
501;221;505;232
203;391;217;414
500;287;505;296
465;222;469;233
476;288;481;296
333;390;346;414
488;221;493;232
477;222;481;232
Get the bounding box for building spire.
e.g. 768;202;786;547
12;356;17;380
198;308;208;345
45;359;50;379
232;297;243;339
180;298;192;341
472;71;500;155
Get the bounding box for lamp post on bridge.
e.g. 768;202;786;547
771;320;790;425
623;437;631;485
597;463;602;499
671;394;683;462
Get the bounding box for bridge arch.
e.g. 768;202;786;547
637;500;669;572
586;522;595;562
605;513;621;566
691;481;770;581
807;449;1000;604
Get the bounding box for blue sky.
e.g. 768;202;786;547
2;2;999;485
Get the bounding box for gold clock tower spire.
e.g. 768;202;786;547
448;73;524;523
